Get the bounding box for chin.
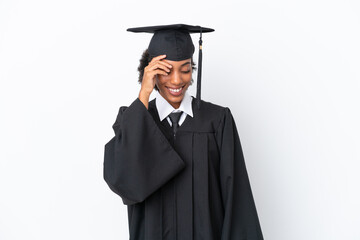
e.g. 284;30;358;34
167;95;183;101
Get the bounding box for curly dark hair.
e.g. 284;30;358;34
137;49;197;91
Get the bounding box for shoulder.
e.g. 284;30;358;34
118;97;146;115
196;97;229;113
113;98;149;125
194;96;232;119
192;96;233;131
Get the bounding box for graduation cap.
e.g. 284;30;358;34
127;24;215;109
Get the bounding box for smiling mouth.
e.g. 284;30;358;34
166;84;186;96
166;85;185;92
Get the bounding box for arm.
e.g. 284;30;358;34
103;97;185;205
216;108;264;240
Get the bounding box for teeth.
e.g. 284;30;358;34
169;87;182;93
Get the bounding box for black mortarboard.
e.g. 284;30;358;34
127;24;214;109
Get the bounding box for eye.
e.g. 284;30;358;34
181;70;191;73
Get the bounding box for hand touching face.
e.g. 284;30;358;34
140;54;172;95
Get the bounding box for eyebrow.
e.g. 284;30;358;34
181;61;191;67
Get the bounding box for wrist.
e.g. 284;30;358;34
138;90;150;109
139;88;152;97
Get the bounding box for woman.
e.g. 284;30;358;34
104;24;264;240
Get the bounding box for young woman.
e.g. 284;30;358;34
104;24;264;240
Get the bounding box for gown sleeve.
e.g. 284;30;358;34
103;97;186;205
215;107;264;240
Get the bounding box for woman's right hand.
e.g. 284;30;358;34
140;54;172;95
138;54;172;109
139;55;172;109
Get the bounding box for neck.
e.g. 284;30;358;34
170;102;180;109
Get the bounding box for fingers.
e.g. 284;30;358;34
147;62;171;73
154;69;168;76
145;55;172;76
143;66;168;77
142;54;173;82
150;54;167;63
141;55;170;94
157;60;172;70
148;55;172;69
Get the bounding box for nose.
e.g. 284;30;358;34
170;70;182;85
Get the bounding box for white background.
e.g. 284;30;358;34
1;0;359;239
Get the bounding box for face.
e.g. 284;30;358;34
155;58;192;109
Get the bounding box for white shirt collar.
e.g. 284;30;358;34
155;90;193;122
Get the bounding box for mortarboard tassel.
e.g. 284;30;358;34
196;27;203;109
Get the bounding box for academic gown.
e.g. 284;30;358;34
103;96;264;240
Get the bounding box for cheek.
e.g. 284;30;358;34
156;75;168;85
183;73;192;82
